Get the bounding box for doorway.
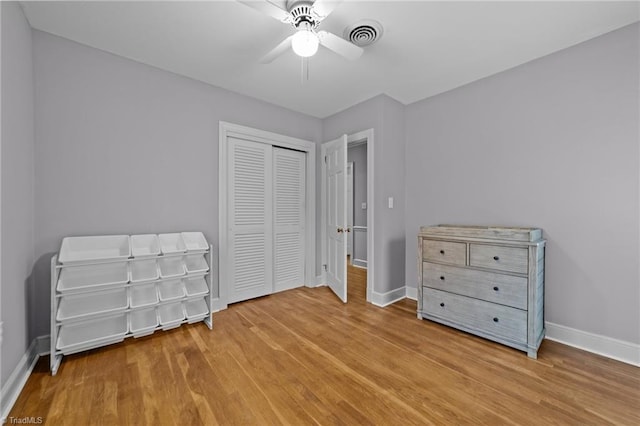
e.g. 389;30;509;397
346;137;368;303
321;129;374;304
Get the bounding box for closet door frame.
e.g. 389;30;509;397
218;121;316;311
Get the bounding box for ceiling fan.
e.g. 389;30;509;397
238;0;364;63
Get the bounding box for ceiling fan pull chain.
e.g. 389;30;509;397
301;57;310;83
306;57;310;82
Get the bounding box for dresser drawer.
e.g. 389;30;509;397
469;244;528;274
422;240;466;266
422;288;527;344
422;262;528;309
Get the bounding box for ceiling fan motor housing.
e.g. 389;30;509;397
288;1;320;29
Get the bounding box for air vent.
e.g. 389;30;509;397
344;20;383;47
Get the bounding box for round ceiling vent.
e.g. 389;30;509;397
344;20;383;47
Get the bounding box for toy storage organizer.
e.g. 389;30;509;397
50;233;213;375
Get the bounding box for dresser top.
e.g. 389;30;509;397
419;225;543;242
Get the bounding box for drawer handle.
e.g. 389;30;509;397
440;276;445;281
493;317;499;322
493;256;500;261
440;302;445;307
493;286;499;291
440;250;445;255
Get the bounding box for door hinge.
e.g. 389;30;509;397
323;264;327;271
324;155;328;164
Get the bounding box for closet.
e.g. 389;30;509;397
226;137;306;304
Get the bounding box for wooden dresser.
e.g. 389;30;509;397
417;225;546;358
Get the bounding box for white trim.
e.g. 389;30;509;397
35;335;50;356
370;287;406;308
405;286;417;301
545;322;640;367
1;335;49;422
313;274;326;287
347;129;374;302
320;143;327;285
210;297;225;313
218;122;316;307
351;226;367;269
352;259;367;269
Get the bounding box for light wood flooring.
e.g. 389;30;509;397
9;261;640;425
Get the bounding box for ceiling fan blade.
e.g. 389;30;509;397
260;35;294;63
317;31;363;61
237;0;290;22
312;0;343;19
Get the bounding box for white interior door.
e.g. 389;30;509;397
323;135;348;303
273;148;306;293
227;137;273;303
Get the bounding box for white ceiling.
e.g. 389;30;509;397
21;1;639;118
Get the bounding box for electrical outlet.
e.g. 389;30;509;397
361;202;367;210
388;197;394;209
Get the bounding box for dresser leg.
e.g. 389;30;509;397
527;348;538;359
417;312;423;320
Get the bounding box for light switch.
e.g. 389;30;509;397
388;197;394;209
361;202;367;210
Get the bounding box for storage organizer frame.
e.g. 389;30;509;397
417;225;545;358
50;241;214;375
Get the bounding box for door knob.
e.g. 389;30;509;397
346;228;351;233
337;227;344;233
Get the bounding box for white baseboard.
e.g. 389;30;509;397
352;259;367;269
35;335;50;356
313;274;326;287
210;297;227;312
403;284;638;366
371;287;407;307
405;286;417;301
545;322;640;367
1;335;49;422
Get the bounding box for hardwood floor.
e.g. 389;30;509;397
10;262;640;425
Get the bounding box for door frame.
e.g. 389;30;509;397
218;121;316;311
321;129;374;303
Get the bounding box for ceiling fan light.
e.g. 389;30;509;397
291;30;319;57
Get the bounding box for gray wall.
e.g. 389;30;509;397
32;31;322;338
405;23;640;344
324;95;406;294
347;144;367;262
347;144;367;227
1;2;35;386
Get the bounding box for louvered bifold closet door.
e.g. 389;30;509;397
228;137;273;303
273;148;306;292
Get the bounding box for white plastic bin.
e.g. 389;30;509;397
130;234;160;258
130;283;158;308
57;288;128;322
57;262;129;293
158;279;185;302
56;313;127;354
59;235;131;265
158;257;185;278
158;302;184;330
181;232;208;253
184;255;209;274
184;276;208;297
129;308;158;338
158;233;186;255
130;259;159;283
184;298;208;324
